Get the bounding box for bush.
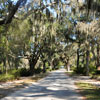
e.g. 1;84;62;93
34;67;42;74
18;68;31;76
46;67;51;71
74;65;85;75
88;62;96;75
10;69;20;78
0;68;31;82
96;70;100;74
73;61;97;75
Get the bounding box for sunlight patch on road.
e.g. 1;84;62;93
52;83;60;86
47;87;60;91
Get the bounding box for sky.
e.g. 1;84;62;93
11;0;72;18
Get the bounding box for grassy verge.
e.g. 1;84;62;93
76;82;100;100
0;72;48;82
0;68;27;82
0;74;16;82
0;68;50;82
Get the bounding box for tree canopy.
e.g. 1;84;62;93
0;0;100;77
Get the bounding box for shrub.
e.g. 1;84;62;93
88;62;96;75
74;65;85;75
0;68;31;82
34;67;42;74
18;68;31;76
9;68;31;77
96;70;100;74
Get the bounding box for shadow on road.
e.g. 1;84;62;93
2;69;82;100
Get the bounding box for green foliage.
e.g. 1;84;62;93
45;62;51;71
74;65;85;75
58;61;64;67
17;68;31;77
0;0;100;78
88;62;96;75
46;67;52;71
34;67;42;74
0;74;15;82
73;61;97;75
0;68;31;82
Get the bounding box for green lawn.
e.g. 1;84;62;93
76;82;100;100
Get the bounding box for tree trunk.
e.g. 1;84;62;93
86;50;90;76
48;61;52;71
77;44;80;73
29;57;39;75
15;58;19;70
91;44;96;61
77;48;80;72
97;43;100;68
5;37;9;75
43;60;46;73
5;57;9;75
66;58;70;72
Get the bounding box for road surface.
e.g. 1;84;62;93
2;69;82;100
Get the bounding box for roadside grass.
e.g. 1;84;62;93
0;68;49;82
0;68;28;82
0;74;16;82
0;70;49;82
76;82;100;100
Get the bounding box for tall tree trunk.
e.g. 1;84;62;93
77;44;80;73
3;59;6;73
29;57;39;75
43;60;46;73
15;58;19;70
5;37;9;75
5;57;9;75
91;44;96;61
86;49;90;75
66;58;70;72
97;43;100;68
48;61;52;71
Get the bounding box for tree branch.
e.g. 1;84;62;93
0;0;27;25
22;2;57;20
22;1;70;20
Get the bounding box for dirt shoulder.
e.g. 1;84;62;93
66;72;100;100
0;73;49;99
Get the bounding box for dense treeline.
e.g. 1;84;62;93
0;0;100;81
